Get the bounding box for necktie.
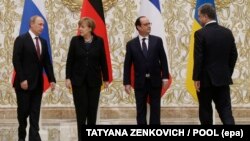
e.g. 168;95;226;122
142;38;147;58
35;37;41;59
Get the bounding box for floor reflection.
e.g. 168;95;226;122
0;119;137;141
0;120;78;141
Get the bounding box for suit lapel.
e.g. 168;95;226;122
135;36;147;58
40;37;47;61
79;36;94;51
88;40;95;51
77;36;89;56
147;35;153;58
87;35;98;51
27;33;40;61
77;36;85;51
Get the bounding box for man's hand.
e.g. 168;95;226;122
65;79;72;89
20;80;28;90
162;79;168;89
194;81;200;92
103;81;109;88
124;85;131;94
50;82;56;91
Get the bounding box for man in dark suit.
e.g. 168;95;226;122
12;15;56;141
192;4;238;125
123;16;169;125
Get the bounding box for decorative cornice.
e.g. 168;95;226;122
61;0;118;12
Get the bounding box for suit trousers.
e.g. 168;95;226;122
197;85;235;125
72;84;101;141
15;87;43;141
134;78;161;125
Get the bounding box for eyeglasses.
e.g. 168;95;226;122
141;22;152;26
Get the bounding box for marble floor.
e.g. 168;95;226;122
1;117;250;141
0;119;76;141
0;119;139;141
1;118;197;141
1;106;249;141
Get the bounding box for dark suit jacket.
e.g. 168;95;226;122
66;34;108;87
123;35;169;89
193;22;238;87
12;32;56;90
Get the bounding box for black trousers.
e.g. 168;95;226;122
72;84;101;141
134;78;161;125
15;87;43;141
197;85;235;125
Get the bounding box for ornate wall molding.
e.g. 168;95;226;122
61;0;82;12
187;0;231;9
61;0;118;12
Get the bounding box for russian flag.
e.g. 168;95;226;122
12;0;52;92
137;0;172;97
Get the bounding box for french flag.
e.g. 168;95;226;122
12;0;51;92
138;0;172;97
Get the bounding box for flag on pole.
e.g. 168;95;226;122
80;0;113;83
136;0;172;97
12;0;52;92
186;0;216;101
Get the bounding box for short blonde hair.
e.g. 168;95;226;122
78;17;96;32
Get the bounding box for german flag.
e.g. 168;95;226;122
80;0;113;83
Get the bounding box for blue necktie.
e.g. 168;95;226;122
142;38;147;58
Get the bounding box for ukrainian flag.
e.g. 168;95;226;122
186;0;216;101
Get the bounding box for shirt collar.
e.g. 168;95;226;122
139;35;149;41
205;20;217;26
29;30;37;39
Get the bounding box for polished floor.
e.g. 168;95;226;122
0;119;77;141
0;118;197;141
0;119;139;141
0;116;248;141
